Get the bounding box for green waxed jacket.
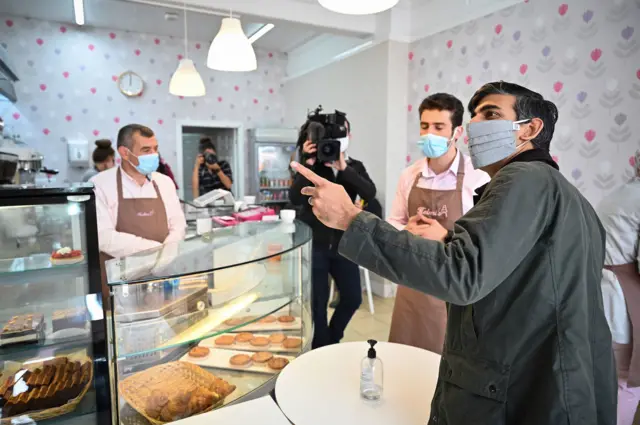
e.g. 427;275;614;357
339;159;616;425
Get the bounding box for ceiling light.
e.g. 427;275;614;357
169;2;206;97
73;0;85;25
248;23;275;44
207;17;257;72
318;0;399;15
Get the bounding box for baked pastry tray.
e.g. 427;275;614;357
180;348;295;375
216;316;302;333
200;333;304;354
114;286;208;323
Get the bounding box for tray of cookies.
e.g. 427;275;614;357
118;361;236;425
180;347;294;375
218;314;302;333
200;332;304;353
0;354;93;424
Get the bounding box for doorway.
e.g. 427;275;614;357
175;120;245;202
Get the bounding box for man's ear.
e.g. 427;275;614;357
117;146;130;161
519;118;544;142
453;126;463;141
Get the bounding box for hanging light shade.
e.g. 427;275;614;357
207;17;257;72
170;59;206;97
318;0;399;15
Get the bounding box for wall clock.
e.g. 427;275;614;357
117;71;145;97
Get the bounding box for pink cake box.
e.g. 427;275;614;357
212;216;239;227
233;207;277;222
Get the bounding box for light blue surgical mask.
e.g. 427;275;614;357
417;133;451;158
127;151;159;177
466;119;531;169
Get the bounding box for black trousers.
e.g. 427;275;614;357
311;245;362;348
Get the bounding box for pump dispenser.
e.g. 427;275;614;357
360;339;384;400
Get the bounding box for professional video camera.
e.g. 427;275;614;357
306;105;348;163
204;152;218;165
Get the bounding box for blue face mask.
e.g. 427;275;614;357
417;133;451;158
128;151;159;176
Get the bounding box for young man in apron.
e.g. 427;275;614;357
91;124;186;301
387;93;489;353
597;149;640;425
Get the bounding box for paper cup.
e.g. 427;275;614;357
280;209;296;224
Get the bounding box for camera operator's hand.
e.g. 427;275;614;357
206;162;221;172
325;152;347;172
302;141;317;166
195;154;205;167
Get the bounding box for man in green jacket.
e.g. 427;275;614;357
292;81;616;425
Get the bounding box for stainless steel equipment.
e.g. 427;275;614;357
0;137;45;184
0;150;18;184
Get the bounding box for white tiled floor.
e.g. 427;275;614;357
330;296;395;344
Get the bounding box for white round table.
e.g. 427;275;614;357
276;342;441;425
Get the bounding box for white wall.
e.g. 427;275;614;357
282;42;390;205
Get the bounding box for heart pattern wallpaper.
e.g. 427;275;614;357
0;15;287;183
405;0;640;206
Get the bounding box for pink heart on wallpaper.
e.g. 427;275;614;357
109;32;116;39
466;75;473;84
39;84;47;91
134;49;141;56
157;119;163;125
93;130;100;136
12;113;19;120
553;81;563;93
156;79;162;86
111;75;118;82
114;117;120;123
5;19;13;27
36;38;44;46
253;99;259;104
43;128;50;135
424;84;430;92
154;38;160;45
408;52;414;60
584;129;596;142
195;43;201;49
630;156;637;167
88;44;95;51
407;104;413;112
590;48;602;62
179;96;184;100
446;40;453;49
63;71;70;78
59;26;67;33
268;52;273;58
65;115;72;122
406;155;411;163
495;24;503;35
217;97;223;102
552;155;558;163
558;4;568;16
234;86;239;91
90;87;97;94
269;88;274;94
636;69;640;80
177;54;183;61
519;64;528;75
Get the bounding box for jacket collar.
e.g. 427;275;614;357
473;149;559;204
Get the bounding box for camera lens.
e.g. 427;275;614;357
321;144;335;155
205;153;218;164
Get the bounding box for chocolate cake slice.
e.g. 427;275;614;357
52;308;88;333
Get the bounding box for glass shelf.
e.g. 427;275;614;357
105;220;311;286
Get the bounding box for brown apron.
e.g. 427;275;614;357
99;167;170;303
605;263;640;387
388;157;465;354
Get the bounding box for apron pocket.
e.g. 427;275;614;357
436;351;510;425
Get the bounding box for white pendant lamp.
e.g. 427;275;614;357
169;2;206;97
318;0;399;15
207;14;257;72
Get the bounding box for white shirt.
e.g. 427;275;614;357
597;178;640;344
91;166;186;259
387;150;491;229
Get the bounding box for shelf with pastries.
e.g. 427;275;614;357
106;220;313;424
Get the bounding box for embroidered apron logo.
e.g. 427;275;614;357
417;205;448;219
137;210;155;217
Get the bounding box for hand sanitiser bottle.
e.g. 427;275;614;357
360;339;383;400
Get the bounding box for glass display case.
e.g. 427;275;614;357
0;184;112;425
104;221;312;424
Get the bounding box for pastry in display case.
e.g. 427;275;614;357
104;220;312;424
0;184;112;425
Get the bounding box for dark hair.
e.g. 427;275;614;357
92;139;115;163
117;124;154;149
419;93;464;129
468;81;559;151
199;136;216;153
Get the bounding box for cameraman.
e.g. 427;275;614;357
192;136;233;198
290;118;376;348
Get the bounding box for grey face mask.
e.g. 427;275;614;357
466;119;531;169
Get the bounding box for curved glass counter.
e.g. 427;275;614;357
104;221;312;425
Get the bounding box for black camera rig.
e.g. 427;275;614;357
305;105;348;163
